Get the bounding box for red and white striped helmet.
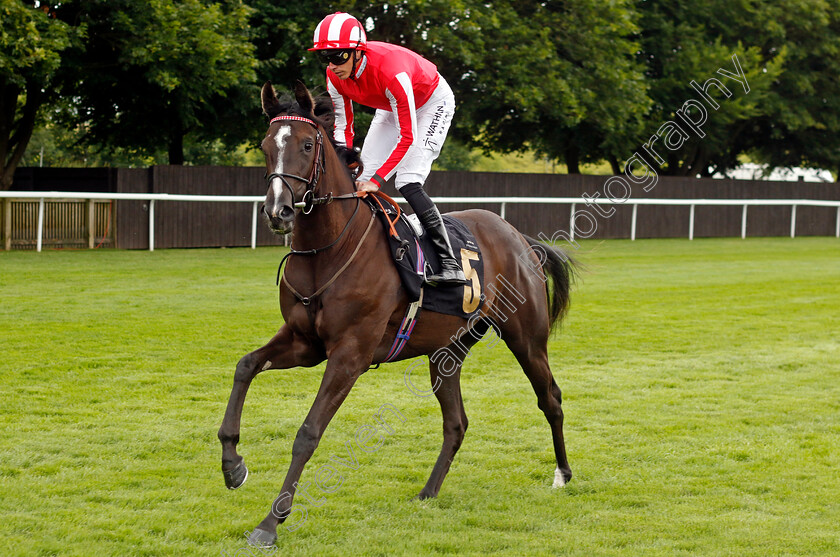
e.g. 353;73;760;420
309;12;367;51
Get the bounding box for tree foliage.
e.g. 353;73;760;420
631;0;785;176
733;0;840;178
5;0;840;180
336;1;650;173
53;0;257;165
1;0;79;189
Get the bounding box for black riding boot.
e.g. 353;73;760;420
416;206;468;285
400;182;467;286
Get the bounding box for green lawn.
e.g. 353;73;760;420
1;238;838;556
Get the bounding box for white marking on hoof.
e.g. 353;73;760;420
552;466;566;488
262;360;272;371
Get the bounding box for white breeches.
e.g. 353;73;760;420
359;76;455;189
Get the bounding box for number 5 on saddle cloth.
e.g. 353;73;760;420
370;198;485;320
369;199;486;364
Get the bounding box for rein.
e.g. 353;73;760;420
276;192;402;306
280;209;378;306
275;197;363;284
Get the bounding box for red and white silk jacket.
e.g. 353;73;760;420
326;41;440;187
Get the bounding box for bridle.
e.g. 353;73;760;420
265;115;329;215
265;113;375;305
263;110;405;307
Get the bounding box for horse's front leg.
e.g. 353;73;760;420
218;324;323;489
247;342;375;547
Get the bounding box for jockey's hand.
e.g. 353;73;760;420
355;180;379;193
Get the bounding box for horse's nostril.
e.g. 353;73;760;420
281;206;295;220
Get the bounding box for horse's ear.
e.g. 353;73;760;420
261;81;281;117
294;80;315;116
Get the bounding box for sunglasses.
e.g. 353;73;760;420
318;50;354;66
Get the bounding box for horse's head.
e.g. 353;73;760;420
260;81;324;235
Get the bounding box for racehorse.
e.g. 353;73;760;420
218;81;577;547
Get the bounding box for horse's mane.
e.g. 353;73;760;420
266;93;362;176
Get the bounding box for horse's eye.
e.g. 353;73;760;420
304;142;314;152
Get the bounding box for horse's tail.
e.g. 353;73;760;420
522;235;578;333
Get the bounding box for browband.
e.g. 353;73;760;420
270;115;318;127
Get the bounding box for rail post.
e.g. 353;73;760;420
251;200;260;249
87;199;96;249
3;198;11;251
741;204;748;239
689;204;695;240
836;206;839;238
36;198;45;252
149;199;155;251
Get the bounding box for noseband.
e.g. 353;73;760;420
265;115;327;215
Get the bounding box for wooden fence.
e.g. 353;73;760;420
422;171;840;239
3;166;838;250
2;198;114;251
5;168;118;250
114;166;284;250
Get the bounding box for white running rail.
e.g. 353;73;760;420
1;191;839;251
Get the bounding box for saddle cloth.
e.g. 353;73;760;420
371;200;484;319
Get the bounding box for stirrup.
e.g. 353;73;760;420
425;259;468;287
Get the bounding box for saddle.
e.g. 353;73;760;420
364;196;484;320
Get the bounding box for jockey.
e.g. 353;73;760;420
309;12;467;286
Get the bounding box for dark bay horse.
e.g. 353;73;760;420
218;81;577;547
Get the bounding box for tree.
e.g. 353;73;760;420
347;0;649;174
732;0;840;180
245;1;335;90
633;0;784;177
21;1;365;168
53;0;257;165
526;0;651;174
1;0;79;189
244;1;381;149
11;0;838;179
251;1;838;178
432;138;480;171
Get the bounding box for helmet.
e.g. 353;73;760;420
309;12;367;51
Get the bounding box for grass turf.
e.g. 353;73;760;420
1;237;838;556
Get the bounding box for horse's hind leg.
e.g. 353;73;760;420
506;335;572;487
417;359;467;499
418;320;490;499
217;325;322;489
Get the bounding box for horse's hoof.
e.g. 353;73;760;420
247;528;277;548
223;460;248;490
552;466;571;488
